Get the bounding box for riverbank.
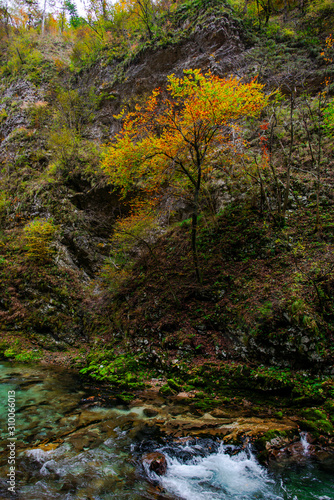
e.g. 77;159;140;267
1;338;334;460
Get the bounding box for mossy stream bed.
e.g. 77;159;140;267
0;361;333;499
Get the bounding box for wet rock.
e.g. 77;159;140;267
157;416;231;439
18;379;44;388
142;452;167;475
172;436;197;445
222;417;299;444
175;391;193;403
58;475;81;492
59;414;80;429
68;431;103;452
210;408;233;419
267;440;316;464
314;450;334;472
169;406;188;416
78;409;108;427
143;408;159;418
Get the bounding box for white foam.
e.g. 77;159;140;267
300;432;310;455
26;448;55;462
25;443;71;462
152;444;283;500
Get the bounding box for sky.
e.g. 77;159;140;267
75;0;86;17
5;0;87;18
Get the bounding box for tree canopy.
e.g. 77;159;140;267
102;69;268;281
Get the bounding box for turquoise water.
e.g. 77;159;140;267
0;362;333;499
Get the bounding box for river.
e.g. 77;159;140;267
0;362;333;499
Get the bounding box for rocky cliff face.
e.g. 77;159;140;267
89;14;247;139
0;12;247;273
0;13;252;351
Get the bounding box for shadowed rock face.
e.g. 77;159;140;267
88;14;246;140
0;80;42;139
121;16;243;85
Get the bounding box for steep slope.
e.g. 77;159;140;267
0;5;249;352
0;1;333;385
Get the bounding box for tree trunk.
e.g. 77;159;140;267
192;186;201;284
282;158;291;222
283;0;288;23
41;0;47;35
315;97;323;231
282;91;294;224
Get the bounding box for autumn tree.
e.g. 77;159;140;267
102;69;268;282
0;0;11;58
130;0;157;39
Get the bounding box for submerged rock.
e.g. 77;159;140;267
143;408;159;418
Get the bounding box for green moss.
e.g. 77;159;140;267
298;408;333;437
300;419;333;437
159;384;175;396
257;429;288;450
324;400;334;420
167;378;182;391
13;350;42;362
2;345;42;363
300;408;328;421
79;350;153;390
119;392;135;403
193;397;219;410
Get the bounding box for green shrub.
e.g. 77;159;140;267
0;108;8;123
23;218;58;263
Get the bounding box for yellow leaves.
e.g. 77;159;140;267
113;209;157;244
321;33;334;63
23;218;58;263
166;71;267;129
101;68;268;223
113;108;126;120
325;33;333;49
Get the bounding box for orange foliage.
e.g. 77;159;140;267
102;69;268;201
102;69;268;280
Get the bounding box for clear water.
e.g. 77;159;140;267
0;362;333;500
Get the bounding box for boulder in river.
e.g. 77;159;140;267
143;407;159;418
142;452;167;475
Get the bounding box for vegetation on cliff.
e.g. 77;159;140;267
0;0;334;437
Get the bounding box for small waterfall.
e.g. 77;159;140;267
147;441;283;500
300;431;310;456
